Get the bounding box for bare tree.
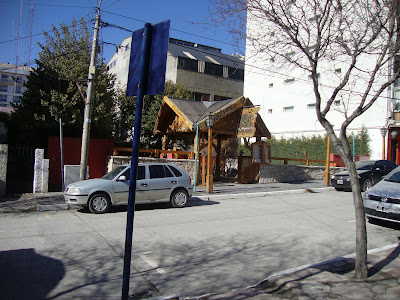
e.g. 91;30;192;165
211;0;400;279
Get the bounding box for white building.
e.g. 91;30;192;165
0;63;31;108
243;4;399;161
107;38;244;101
0;63;32;143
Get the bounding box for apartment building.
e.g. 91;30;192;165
107;38;244;101
0;63;31;108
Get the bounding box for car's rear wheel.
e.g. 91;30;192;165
170;189;188;208
362;178;373;192
89;193;111;214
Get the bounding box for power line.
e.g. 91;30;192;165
101;10;237;49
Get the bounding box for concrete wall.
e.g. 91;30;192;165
259;164;344;183
0;144;7;196
106;156;196;182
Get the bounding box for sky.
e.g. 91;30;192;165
0;0;244;67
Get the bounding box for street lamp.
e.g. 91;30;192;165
380;127;387;160
206;113;214;193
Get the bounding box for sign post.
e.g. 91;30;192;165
121;20;170;300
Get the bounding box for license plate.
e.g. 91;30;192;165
337;180;343;185
376;206;388;213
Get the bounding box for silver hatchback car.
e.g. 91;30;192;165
64;163;193;214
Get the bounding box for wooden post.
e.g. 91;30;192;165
324;135;331;186
206;127;213;193
382;136;386;160
161;135;167;158
238;150;243;183
202;156;206;186
215;136;221;179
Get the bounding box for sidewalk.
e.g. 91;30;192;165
187;243;400;300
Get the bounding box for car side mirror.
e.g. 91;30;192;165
117;175;127;181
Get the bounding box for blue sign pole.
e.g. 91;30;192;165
121;23;153;300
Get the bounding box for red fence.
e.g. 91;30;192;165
48;136;115;190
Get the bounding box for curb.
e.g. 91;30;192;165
194;186;335;201
0;187;335;213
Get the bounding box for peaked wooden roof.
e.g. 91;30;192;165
154;96;271;139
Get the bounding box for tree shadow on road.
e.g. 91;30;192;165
0;248;65;299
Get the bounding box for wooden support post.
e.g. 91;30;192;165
215;136;221;179
161;135;167;158
201;156;206;186
324;135;331;186
206;127;213;193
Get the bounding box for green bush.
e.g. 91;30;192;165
237;127;370;166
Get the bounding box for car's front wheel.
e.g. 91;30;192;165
88;193;111;214
362;178;373;192
170;189;188;208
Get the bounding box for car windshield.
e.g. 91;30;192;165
355;161;375;170
101;166;127;180
384;166;400;183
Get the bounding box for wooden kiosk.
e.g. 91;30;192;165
153;96;271;187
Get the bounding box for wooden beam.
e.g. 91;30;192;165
163;96;193;130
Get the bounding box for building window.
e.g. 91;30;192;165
269;83;273;88
13;96;21;104
0;84;7;92
15;86;22;94
16;76;23;83
178;56;198;72
268;109;272;114
214;95;228;101
108;60;116;69
228;67;244;81
205;62;223;76
194;92;210;101
201;93;210;101
0;95;7;102
284;78;295;84
198;61;205;73
1;74;9;82
307;103;316;109
283;106;294;112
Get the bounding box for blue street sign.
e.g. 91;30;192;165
126;20;170;96
122;21;170;300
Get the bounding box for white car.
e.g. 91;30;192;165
64;163;193;214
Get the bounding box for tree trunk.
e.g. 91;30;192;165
347;161;368;279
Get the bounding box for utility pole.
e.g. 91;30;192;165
80;0;102;181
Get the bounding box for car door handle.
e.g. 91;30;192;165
171;181;177;184
141;183;148;187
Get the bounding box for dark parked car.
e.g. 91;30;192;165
331;160;397;192
363;166;400;223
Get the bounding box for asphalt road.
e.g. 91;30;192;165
1;190;400;299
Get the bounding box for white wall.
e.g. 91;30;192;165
244;14;389;160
